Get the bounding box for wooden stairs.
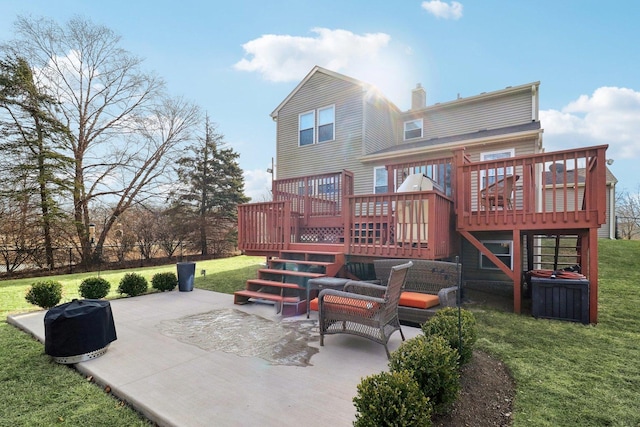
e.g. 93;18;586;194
234;250;345;315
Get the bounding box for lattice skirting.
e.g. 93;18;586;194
298;227;344;243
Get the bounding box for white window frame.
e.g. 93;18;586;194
403;118;423;140
373;167;388;194
317;105;335;143
479;240;513;270
299;110;315;146
480;148;515;187
298;105;335;146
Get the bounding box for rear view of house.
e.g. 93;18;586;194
237;66;614;324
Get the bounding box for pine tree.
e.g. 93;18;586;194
0;55;72;269
175;116;249;255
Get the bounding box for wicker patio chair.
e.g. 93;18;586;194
318;261;412;358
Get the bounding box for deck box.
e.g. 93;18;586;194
530;276;589;324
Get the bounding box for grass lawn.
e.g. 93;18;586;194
1;244;640;426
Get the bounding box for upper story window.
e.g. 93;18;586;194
299;111;315;146
299;105;335;146
404;119;423;140
318;106;335;142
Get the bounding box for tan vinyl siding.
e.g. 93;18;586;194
400;89;533;144
276;72;364;181
363;95;398;155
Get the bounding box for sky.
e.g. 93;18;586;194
1;0;639;201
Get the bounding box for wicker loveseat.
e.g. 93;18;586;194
373;258;460;324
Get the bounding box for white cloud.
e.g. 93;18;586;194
421;1;463;20
541;87;640;160
234;28;391;83
243;168;273;202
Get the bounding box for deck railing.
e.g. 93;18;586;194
345;191;454;259
455;145;608;230
237;201;298;252
272;170;354;226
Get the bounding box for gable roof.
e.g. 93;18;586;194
270;66;398;119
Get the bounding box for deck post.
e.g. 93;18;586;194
513;230;522;314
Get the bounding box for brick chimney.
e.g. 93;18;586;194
411;83;426;110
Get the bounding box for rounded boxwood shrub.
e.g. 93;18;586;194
25;280;62;309
389;335;460;415
353;370;432;427
79;277;111;299
421;307;478;366
151;272;178;292
117;273;148;297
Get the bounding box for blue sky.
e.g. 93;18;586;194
1;0;639;200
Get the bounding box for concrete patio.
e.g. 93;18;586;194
8;289;421;427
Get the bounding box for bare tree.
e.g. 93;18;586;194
616;188;640;240
5;16;200;264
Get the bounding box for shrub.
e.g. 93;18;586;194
389;335;460;415
151;272;178;292
79;277;111;299
353;370;432;427
421;307;478;366
25;280;62;309
117;273;148;297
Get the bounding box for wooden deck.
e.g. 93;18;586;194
237;145;609;323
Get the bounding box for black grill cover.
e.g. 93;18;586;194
44;299;117;357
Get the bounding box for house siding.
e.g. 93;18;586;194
275;72;365;181
399;88;534;145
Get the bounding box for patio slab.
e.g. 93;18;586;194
8;289;421;427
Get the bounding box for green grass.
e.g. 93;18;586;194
1;255;264;319
2;246;640;426
475;239;640;426
0;255;264;427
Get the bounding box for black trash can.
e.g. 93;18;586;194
530;274;590;324
177;262;196;292
44;299;117;364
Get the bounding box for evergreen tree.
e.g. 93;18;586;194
0;55;72;269
175;117;249;255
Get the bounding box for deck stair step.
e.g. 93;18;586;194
234;249;346;315
245;278;306;289
258;269;326;279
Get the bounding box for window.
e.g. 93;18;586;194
299;111;315;146
479;240;513;270
318;106;335;142
374;167;388;194
404;119;423;140
298;105;335;146
480;148;514;187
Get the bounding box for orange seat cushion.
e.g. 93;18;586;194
313;295;380;317
399;291;440;309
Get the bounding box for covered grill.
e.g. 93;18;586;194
44;299;117;364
